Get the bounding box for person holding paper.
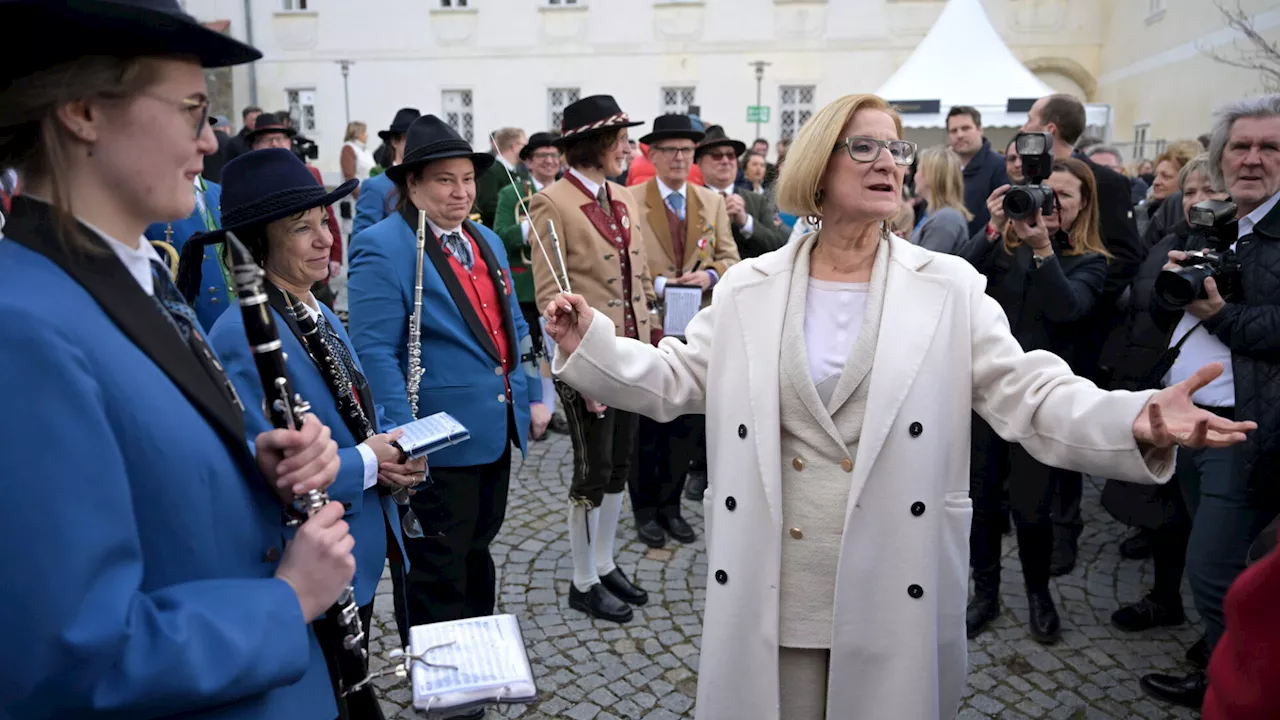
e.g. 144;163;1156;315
628;114;739;548
529;95;657;623
542;93;1255;720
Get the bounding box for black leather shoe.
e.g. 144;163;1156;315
1186;635;1210;670
660;515;698;544
1048;545;1076;577
966;594;999;639
683;470;708;502
569;583;633;623
636;519;666;548
548;411;570;435
1111;594;1185;632
1027;589;1061;645
1120;530;1154;560
1140;671;1207;709
599;567;648;606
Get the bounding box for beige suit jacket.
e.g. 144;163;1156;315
631;179;739;306
530;176;656;340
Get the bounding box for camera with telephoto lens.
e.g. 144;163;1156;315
1002;132;1057;221
292;135;319;162
1153;199;1241;309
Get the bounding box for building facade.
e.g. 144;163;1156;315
184;0;1280;181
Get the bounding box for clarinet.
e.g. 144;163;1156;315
224;232;375;700
406;209;427;418
284;291;374;442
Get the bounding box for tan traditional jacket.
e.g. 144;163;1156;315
631;179;739;307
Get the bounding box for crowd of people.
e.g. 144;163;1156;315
1;2;1277;720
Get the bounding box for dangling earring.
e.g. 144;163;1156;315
807;189;824;229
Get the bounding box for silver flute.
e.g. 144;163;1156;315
546;219;572;294
407;209;427;418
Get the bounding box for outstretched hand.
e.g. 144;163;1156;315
1132;362;1256;450
543;293;594;357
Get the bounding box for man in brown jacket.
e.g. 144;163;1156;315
530;95;655;624
628;114;739;548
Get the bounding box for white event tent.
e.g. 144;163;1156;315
876;0;1111;142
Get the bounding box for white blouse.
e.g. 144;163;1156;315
803;277;869;404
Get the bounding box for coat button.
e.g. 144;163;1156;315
738;424;747;439
494;366;503;375
789;527;803;539
911;501;926;517
715;570;728;585
263;547;280;562
211;297;219;303
792;457;805;471
840;457;853;473
725;496;736;511
908;584;923;599
498;394;506;402
909;422;923;437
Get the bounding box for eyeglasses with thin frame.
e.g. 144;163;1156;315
651;146;697;158
138;92;210;140
531;150;562;161
703;149;738;162
833;136;917;166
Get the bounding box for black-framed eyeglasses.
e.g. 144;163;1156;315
833;136;917;166
139;92;210;140
651;146;697;158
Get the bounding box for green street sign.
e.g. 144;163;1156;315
747;105;771;123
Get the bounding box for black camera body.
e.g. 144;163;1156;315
1003;132;1057;222
1153;199;1241;309
293;135;319;162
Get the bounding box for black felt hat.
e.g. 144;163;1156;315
695;125;748;160
243;112;297;146
0;0;261;82
519;132;559;161
639;114;706;146
555;95;643;146
378;107;421;142
385;115;494;184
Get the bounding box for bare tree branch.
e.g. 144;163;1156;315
1200;0;1280;92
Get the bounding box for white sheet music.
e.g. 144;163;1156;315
662;284;703;337
409;614;536;712
393;411;470;459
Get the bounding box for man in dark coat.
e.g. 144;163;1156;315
947;105;1010;236
223;105;262;162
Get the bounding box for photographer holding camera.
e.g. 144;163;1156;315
961;151;1111;644
1136;94;1280;710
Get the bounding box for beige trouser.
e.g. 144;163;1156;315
779;647;831;720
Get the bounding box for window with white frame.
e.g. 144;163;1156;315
660;87;696;116
440;0;468;7
1133;123;1150;159
779;85;815;140
548;88;580;133
547;0;579;5
281;0;308;10
442;90;474;144
286;88;317;134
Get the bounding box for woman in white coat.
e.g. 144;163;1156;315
542;94;1254;720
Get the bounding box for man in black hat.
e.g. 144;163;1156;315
493;131;568;437
352;107;420;238
696;125;788;260
628;114;738;549
347;114;548;641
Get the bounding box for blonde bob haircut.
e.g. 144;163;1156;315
916;146;974;222
774;93;905;218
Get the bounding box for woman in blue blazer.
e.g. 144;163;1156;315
0;3;354;720
197;149;425;720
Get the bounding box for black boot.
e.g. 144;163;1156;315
966;563;1000;639
1027;588;1061;645
683;470;707;502
1140;671;1207;708
1111;593;1185;632
1120;528;1154;560
1185;636;1211;670
636;519;666;548
599;567;648;606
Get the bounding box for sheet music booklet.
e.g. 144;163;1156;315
662;283;703;339
407;614;537;715
392;411;471;460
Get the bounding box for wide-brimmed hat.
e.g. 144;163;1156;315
0;0;261;83
378;107;421;142
243;112;296;146
175;148;357;301
519;132;559;161
385;115;494;183
555;95;643;146
695;125;747;161
639;115;705;146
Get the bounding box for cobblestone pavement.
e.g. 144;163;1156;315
370;433;1203;719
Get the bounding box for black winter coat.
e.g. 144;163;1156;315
960;138;1010;237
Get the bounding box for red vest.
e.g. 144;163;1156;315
443;229;513;377
665;204;687;266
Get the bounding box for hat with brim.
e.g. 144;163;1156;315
385;115;494;184
695;125;747;161
519;132;559;161
0;0;261;82
639;114;706;146
378;107;421;142
555;95;643;147
175;148;356;301
243;112;297;146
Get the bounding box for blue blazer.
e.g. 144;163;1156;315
348;209;540;468
0;198;334;720
208;294;405;608
351;173;396;239
145;178;233;331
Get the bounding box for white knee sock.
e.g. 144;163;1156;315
594;492;624;577
569;502;599;592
